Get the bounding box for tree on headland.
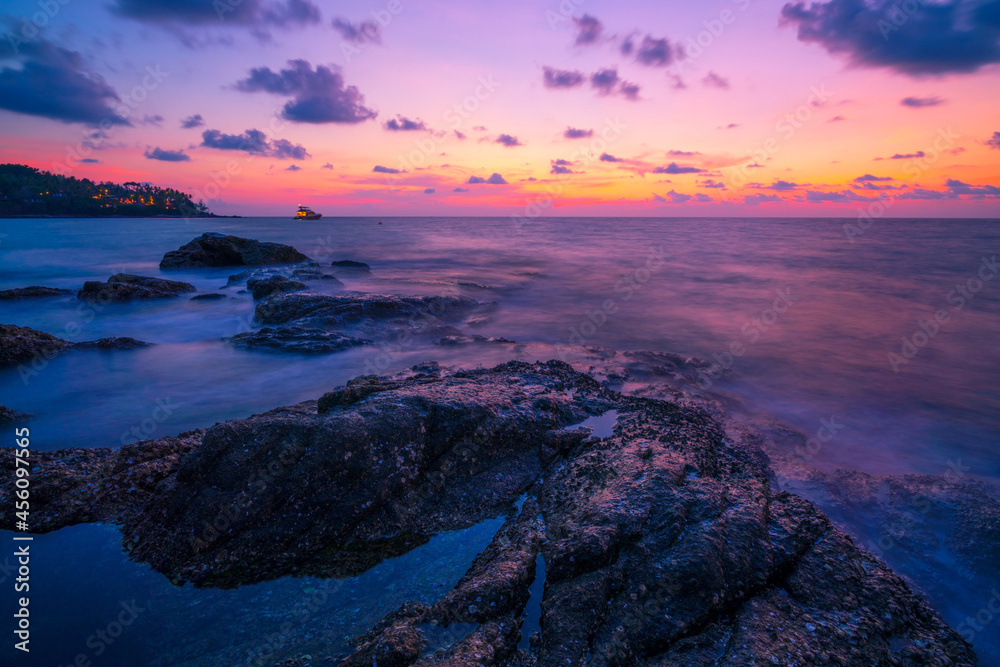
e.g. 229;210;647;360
0;164;213;217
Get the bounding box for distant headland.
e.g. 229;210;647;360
0;164;237;218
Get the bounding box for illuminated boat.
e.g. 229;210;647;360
294;205;322;220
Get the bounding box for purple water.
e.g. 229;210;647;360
1;216;997;664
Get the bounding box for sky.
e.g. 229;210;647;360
0;0;998;217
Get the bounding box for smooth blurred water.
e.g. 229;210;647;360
0;216;997;664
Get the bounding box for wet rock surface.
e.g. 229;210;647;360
0;286;71;299
228;326;370;354
190;292;226;301
160;232;311;269
0;323;149;365
0;361;979;665
0;323;72;364
0;404;31;423
247;274;308;301
77;273;196;302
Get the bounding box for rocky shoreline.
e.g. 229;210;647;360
0;232;994;666
0;361;982;666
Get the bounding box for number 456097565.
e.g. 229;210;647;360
14;428;30;527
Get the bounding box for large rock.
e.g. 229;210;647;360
246;275;307;301
0;324;149;366
0;362;980;665
0;286;71;299
0;323;72;365
228;326;369;354
160;232;310;269
77;274;196;302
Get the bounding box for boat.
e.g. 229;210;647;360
294;205;322;220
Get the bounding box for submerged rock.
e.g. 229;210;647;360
0;362;980;665
0;324;149;366
190;293;226;301
226;292;490;355
0;405;31;423
0;286;71;299
160;232;311;269
246;275;307;301
331;260;371;272
77;274;196;302
228;326;369;354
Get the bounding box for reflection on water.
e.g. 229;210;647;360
0;216;997;662
0;515;506;666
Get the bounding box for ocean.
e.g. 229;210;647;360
1;216;997;665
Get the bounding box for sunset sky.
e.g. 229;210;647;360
1;0;998;216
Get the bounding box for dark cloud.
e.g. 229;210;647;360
585;68;641;99
286;164;301;171
467;173;508;185
652;162;704;174
590;67;619;92
141;114;165;126
384;116;427;131
600;153;623;162
624;35;674;67
453;187;470;192
373;165;403;174
765;180;800;191
573;14;603;45
321;162;333;169
201;128;309;159
780;0;1000;75
496;134;522;147
694;193;713;203
0;39;129;126
901;96;944;107
619;81;641;100
144;147;190;162
111;0;320;28
424;187;435;194
875;151;925;160
668;150;700;156
828;115;846;122
947;179;1000;196
79;158;100;164
854;174;893;182
564;127;593;139
652;194;667;203
663;190;692;203
454;130;467;140
263;0;321;27
702;72;729;89
744;193;781;204
700;179;726;189
551;165;574;174
236;60;377;123
804;189;873;202
896;188;950;200
181;113;205;128
332;18;381;44
988;132;1000;150
543;67;585;89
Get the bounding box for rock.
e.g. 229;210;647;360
228;326;369;354
160;232;310;269
0;286;71;300
190;293;226;301
331;260;371;271
0;362;980;665
74;337;151;351
0;323;72;365
0;405;31;423
291;268;325;281
246;275;307;301
0;324;149;366
77;274;196;302
227;292;490;355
